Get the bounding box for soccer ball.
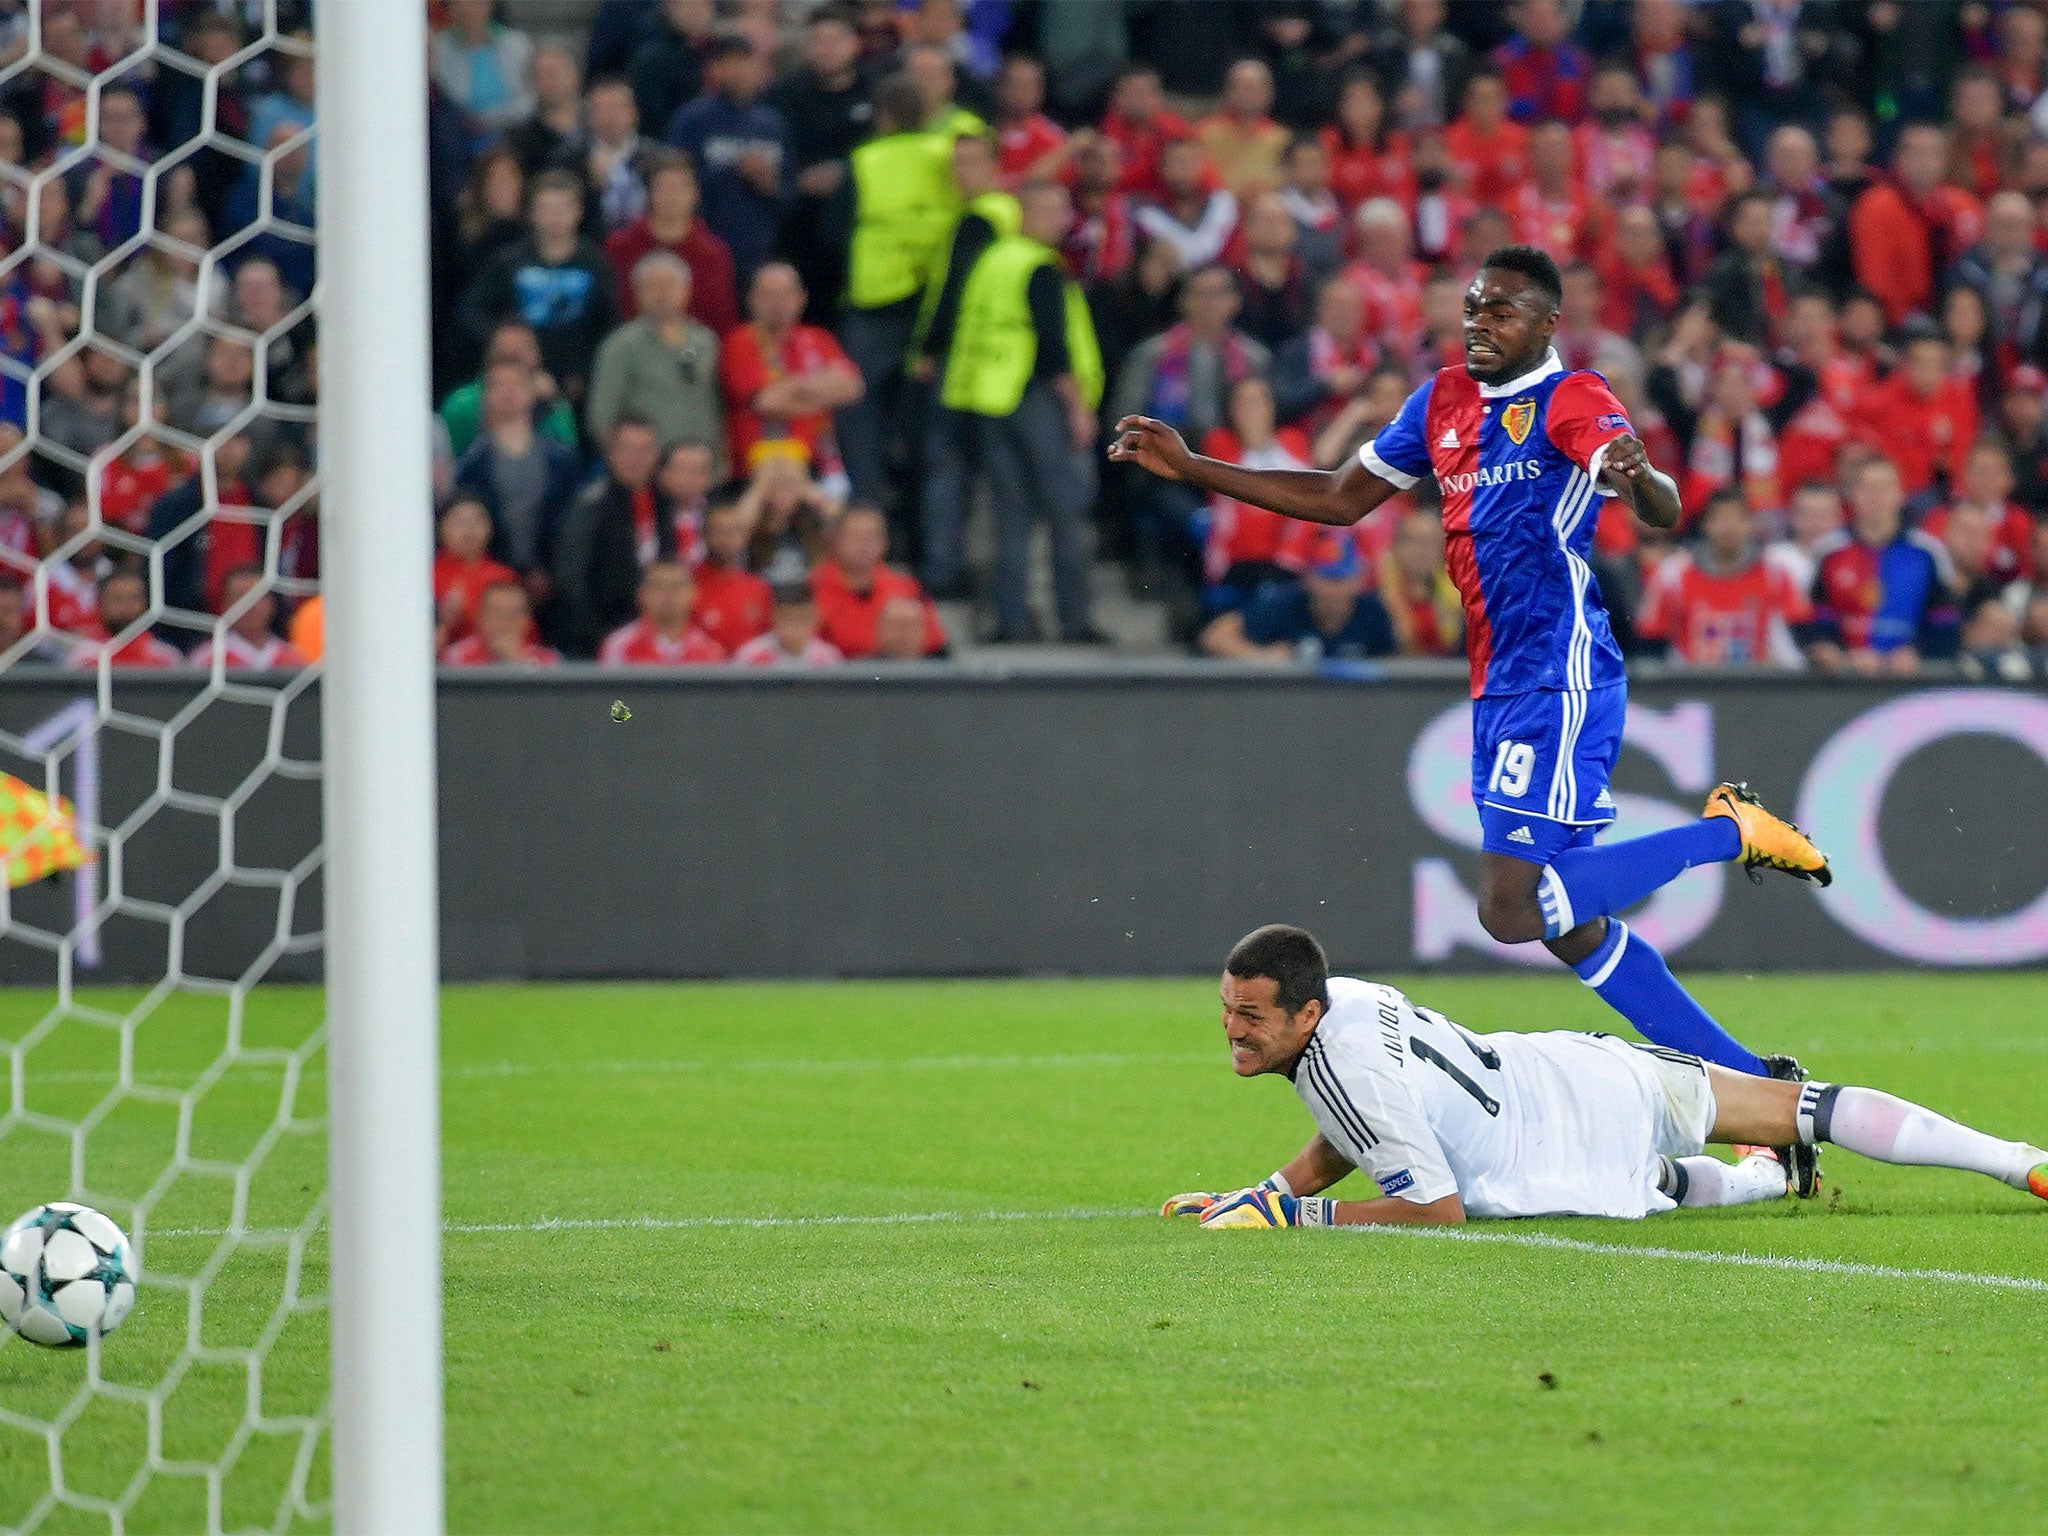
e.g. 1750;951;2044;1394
0;1203;136;1349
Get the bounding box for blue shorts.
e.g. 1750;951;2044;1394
1472;682;1625;862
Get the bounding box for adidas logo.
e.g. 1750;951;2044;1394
1438;427;1461;448
1594;788;1614;809
1507;825;1536;845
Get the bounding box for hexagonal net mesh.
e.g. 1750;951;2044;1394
0;2;332;1529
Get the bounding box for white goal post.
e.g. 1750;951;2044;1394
315;5;445;1533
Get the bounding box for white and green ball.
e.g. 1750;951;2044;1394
0;1202;136;1348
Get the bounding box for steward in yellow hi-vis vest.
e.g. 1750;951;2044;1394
833;74;960;506
911;133;1021;599
942;181;1104;644
844;131;957;311
942;232;1102;419
912;136;1020;374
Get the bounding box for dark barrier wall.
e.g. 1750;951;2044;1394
6;670;2048;983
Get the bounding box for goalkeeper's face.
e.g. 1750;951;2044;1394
1220;974;1321;1078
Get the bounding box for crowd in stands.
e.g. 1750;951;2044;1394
5;0;2048;677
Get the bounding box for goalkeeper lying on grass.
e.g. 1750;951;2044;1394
1166;925;2048;1228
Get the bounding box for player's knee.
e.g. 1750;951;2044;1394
1477;888;1543;945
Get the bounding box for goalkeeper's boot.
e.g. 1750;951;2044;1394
2017;1154;2048;1202
1748;1054;1821;1199
1703;782;1832;887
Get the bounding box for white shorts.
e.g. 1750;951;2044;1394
1641;1047;1717;1161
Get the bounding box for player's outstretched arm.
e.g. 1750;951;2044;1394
1278;1133;1356;1196
1199;1187;1465;1228
1597;432;1683;530
1328;1191;1465;1225
1109;415;1401;528
1162;1135;1353;1218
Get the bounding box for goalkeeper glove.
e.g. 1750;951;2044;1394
1198;1189;1336;1229
1160;1173;1292;1219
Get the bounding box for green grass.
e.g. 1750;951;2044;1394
5;972;2048;1532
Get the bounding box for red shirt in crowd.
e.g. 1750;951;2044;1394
1848;179;1984;326
68;626;184;668
1594;248;1681;337
433;552;520;646
1572;120;1656;198
998;112;1067;184
1855;373;1978;495
811;560;945;658
1063;193;1136;283
1273;496;1408;575
99;445;189;535
1317;127;1414;212
440;634;561;666
1386;583;1456;656
42;562;97;634
190;633;308;669
1636;550;1812;665
690;562;774;653
1101;106;1192;199
1509;182;1607;265
1921;501;2038;580
720;321;854;468
1342;258;1426;363
733;633;844;667
1443;117;1529;204
1815;351;1878;412
1775;395;1854;494
604;215;742;333
597;617;728;665
1198;425;1313;581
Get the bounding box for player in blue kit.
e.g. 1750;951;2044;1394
1111;247;1833;1187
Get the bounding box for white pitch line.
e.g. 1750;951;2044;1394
440;1207;1147;1235
1337;1221;2048;1293
15;1051;1220;1086
140;1206;2048;1294
448;1051;1218;1079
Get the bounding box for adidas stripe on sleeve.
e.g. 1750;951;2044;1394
1294;1030;1460;1205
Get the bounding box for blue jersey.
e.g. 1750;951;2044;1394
1360;350;1634;699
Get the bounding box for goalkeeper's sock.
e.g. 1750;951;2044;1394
1537;819;1740;938
1661;1153;1788;1207
1570;920;1769;1076
1797;1084;2041;1189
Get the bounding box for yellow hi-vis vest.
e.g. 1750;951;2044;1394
928;104;989;141
845;132;959;310
912;189;1021;355
942;236;1104;418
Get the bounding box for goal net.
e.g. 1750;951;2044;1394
0;3;433;1529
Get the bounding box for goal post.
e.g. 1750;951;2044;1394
315;6;445;1533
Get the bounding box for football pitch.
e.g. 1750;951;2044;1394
5;970;2048;1533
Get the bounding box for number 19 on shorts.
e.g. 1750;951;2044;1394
1488;740;1535;799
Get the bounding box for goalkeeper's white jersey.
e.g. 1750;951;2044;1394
1293;977;1699;1219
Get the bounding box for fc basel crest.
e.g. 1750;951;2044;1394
1501;398;1537;445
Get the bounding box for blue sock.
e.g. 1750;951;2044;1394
1537;819;1740;939
1570;920;1767;1075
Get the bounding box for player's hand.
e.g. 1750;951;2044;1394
1164;1173;1288;1217
1199;1188;1304;1229
1602;433;1654;482
1108;416;1194;481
